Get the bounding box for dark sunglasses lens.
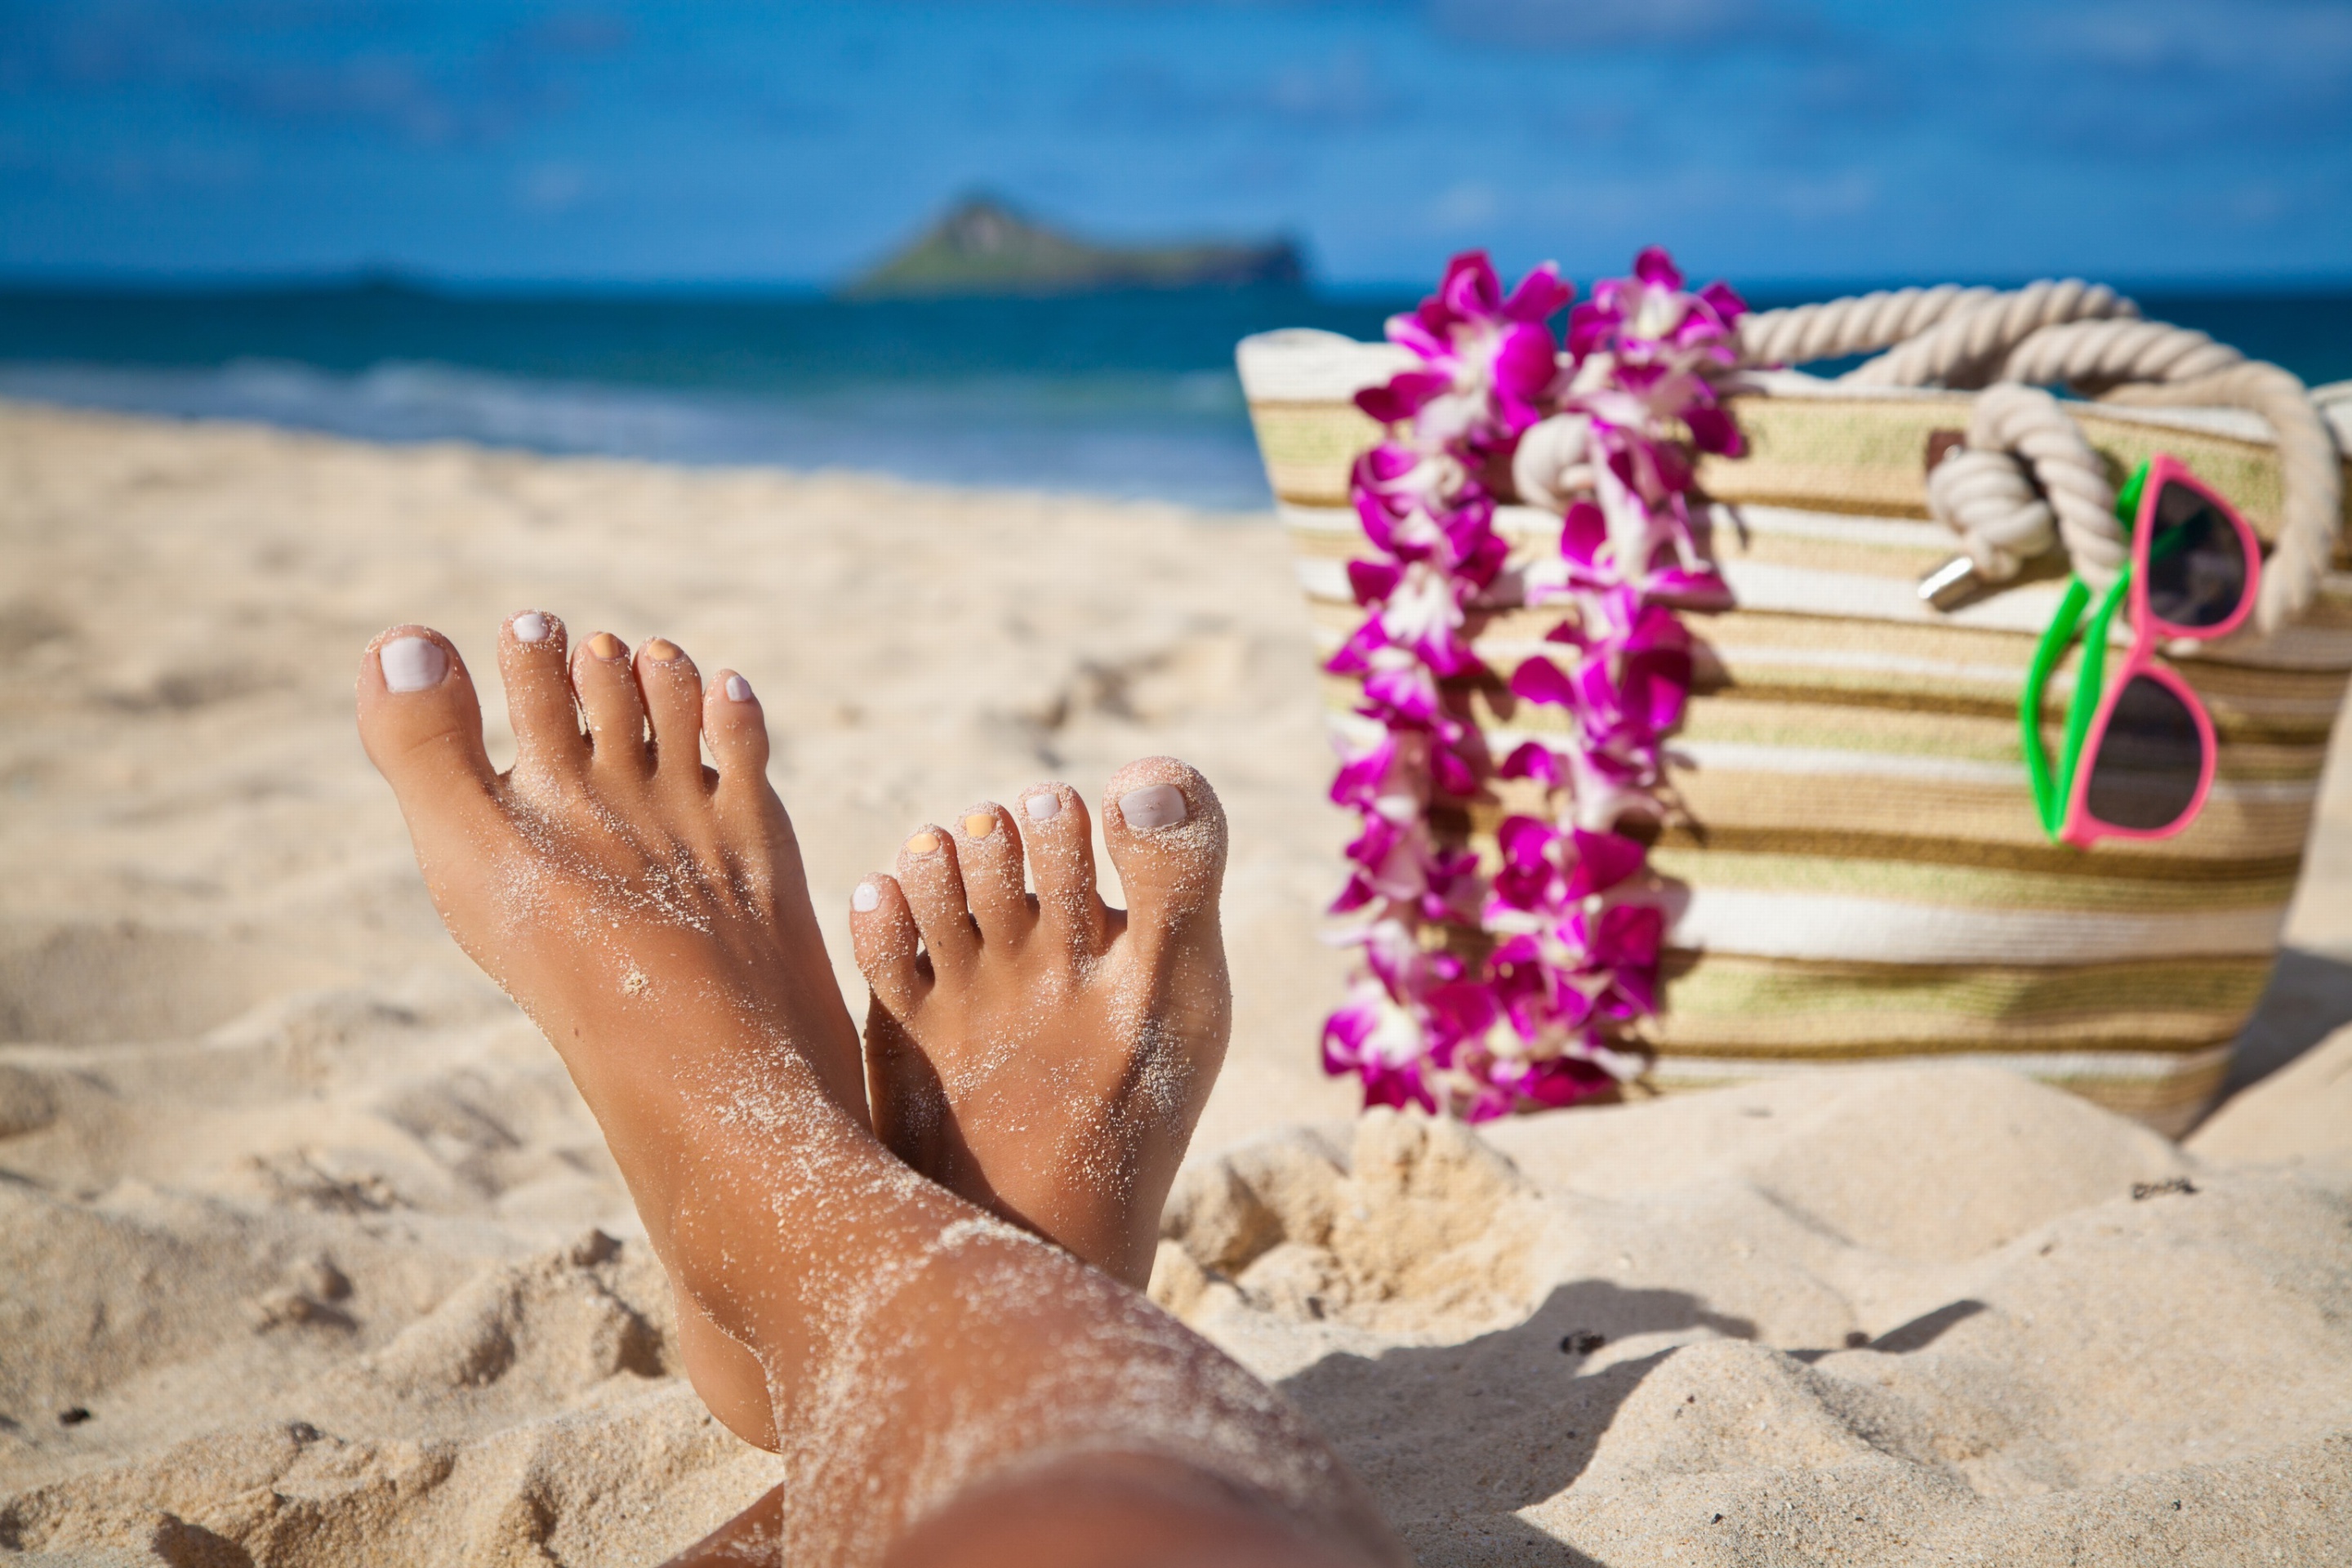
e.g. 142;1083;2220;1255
2145;481;2248;629
2084;675;2205;831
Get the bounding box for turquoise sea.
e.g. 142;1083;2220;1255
2;281;2346;512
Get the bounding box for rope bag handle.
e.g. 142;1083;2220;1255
1731;280;2345;636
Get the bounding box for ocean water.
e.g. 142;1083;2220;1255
0;283;1401;511
1;281;2346;511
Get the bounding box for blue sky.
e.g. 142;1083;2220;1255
2;0;2348;287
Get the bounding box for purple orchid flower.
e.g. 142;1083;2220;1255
1570;247;1746;371
1331;814;1481;925
1486;817;1648;914
1498;738;1565;789
1322;981;1439;1112
1365;251;1575;452
1330;729;1423;818
1486;930;1594;1041
1346;915;1464;1000
1349;452;1510;593
1491;1054;1618;1112
1568;902;1666;1018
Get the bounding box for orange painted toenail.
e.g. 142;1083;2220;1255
588;632;625;660
905;831;941;856
962;812;996;839
644;637;681;662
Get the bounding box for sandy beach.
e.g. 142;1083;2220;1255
3;399;2350;1565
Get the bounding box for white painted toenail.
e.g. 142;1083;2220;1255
381;636;447;693
724;675;753;702
852;881;880;913
1120;784;1188;831
511;612;550;644
1024;792;1062;822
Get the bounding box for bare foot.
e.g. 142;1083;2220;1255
663;763;1234;1449
847;763;1232;1291
354;616;866;1443
353;615;863;1102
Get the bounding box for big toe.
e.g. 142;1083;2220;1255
1102;757;1227;933
357;626;500;835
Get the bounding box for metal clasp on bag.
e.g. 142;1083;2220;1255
1918;554;1984;611
1917;429;1991;612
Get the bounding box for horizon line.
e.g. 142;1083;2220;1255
5;265;2352;302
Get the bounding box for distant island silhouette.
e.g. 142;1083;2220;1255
844;196;1304;298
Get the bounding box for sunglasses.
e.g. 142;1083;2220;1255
2021;455;2262;847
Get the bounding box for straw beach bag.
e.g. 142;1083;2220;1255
1241;283;2352;1135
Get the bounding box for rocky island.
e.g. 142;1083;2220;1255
844;195;1304;297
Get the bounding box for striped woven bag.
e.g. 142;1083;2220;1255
1239;284;2352;1135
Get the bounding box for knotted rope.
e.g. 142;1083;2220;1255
1924;385;2123;590
1732;282;2345;635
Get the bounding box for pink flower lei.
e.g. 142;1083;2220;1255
1320;247;1747;1121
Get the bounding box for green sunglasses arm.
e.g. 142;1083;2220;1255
2022;574;2132;840
2023;579;2091;837
2061;576;2132;812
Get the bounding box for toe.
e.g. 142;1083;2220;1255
635;637;708;787
702;668;791;843
704;668;772;790
573;631;652;779
357;626;501;836
895;826;981;975
1102;758;1228;939
951;803;1033;945
850;875;929;1018
497;610;588;783
1019;782;1111;958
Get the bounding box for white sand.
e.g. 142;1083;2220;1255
2;402;2348;1565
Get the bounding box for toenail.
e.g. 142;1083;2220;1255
380;636;448;693
644;637;681;662
905;831;941;856
724;674;754;702
511;612;550;644
962;812;997;839
1024;792;1062;822
852;881;880;913
588;632;625;661
1120;784;1189;831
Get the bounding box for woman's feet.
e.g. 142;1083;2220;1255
359;616;1401;1568
849;764;1232;1290
359;616;1235;1432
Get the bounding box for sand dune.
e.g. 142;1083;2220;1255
2;403;2348;1565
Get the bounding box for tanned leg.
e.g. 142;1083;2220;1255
356;619;1405;1568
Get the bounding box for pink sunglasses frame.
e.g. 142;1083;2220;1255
2059;455;2263;848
